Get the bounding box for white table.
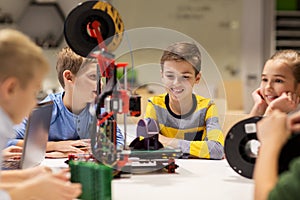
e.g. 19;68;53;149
115;124;254;200
42;158;254;200
112;159;254;200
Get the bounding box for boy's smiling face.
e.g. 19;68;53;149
162;60;200;103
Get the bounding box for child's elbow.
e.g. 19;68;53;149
209;142;224;160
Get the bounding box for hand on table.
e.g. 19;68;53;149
158;134;179;149
22;165;52;178
9;170;82;200
47;139;90;153
2;146;22;160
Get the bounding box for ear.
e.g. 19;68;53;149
195;72;201;84
63;70;74;84
0;77;18;98
160;69;163;78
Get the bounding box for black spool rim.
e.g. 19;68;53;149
64;1;123;57
224;116;262;179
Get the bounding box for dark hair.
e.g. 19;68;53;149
270;49;300;83
160;42;201;75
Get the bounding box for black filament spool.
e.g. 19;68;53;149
64;1;124;57
225;116;262;179
225;116;300;179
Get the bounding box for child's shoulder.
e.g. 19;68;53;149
194;94;213;104
40;92;63;103
148;93;167;102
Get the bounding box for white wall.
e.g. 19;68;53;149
112;0;242;81
0;0;268;112
241;0;271;112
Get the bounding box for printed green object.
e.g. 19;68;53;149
69;161;112;200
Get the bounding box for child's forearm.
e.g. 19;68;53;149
8;182;34;200
254;145;280;200
0;170;28;183
46;141;56;152
264;105;275;116
250;103;267;117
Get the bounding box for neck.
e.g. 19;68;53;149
169;94;194;115
63;91;86;115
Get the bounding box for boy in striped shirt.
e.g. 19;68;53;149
145;42;224;159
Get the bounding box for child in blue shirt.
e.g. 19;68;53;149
9;47;124;156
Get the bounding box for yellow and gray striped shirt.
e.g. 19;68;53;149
145;93;224;159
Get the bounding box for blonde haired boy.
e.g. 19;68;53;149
0;29;81;200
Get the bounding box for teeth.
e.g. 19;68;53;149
171;88;183;93
266;95;277;100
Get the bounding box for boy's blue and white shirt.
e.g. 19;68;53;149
8;92;124;147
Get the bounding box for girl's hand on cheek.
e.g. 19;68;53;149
268;92;299;113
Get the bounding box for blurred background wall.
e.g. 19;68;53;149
0;0;299;115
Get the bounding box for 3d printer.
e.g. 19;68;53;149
63;1;183;199
64;1;181;180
